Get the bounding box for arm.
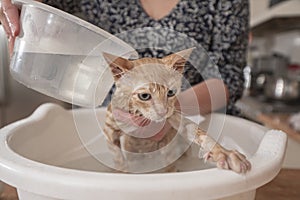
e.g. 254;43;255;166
179;0;249;116
176;78;229;115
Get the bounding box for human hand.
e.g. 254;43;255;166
112;109;171;141
0;0;20;55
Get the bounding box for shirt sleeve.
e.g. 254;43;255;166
208;0;249;113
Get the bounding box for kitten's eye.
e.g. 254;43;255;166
167;89;177;97
138;93;152;101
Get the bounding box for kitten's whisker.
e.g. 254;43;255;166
113;72;126;77
141;119;149;126
138;117;151;127
173;109;202;115
175;105;201;108
113;69;135;77
173;110;186;115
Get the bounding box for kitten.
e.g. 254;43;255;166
102;48;251;173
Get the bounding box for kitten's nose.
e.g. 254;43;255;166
157;109;167;117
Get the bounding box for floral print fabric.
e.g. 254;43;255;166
43;0;249;115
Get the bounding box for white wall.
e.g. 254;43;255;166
250;0;269;22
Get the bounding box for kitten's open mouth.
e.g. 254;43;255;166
129;110;169;127
132;118;168;141
138;113;166;123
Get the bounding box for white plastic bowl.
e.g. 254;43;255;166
10;0;138;107
0;103;287;200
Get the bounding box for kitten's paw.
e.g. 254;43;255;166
206;150;251;174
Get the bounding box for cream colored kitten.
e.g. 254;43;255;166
102;48;251;173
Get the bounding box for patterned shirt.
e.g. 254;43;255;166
43;0;249;115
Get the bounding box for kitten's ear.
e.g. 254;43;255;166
102;52;134;80
162;48;195;73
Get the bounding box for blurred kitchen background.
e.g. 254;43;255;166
237;0;300;172
0;0;300;199
242;0;300;114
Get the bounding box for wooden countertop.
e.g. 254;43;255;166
256;168;300;200
257;113;300;143
1;169;300;200
237;96;300;143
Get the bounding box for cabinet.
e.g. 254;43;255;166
250;0;300;36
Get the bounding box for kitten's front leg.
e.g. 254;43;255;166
194;133;251;173
167;113;251;174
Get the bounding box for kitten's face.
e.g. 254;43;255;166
126;68;180;121
103;48;193;122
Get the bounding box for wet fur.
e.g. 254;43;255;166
102;49;251;173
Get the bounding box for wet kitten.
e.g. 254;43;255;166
102;48;251;173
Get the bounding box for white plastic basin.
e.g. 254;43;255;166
0;103;287;200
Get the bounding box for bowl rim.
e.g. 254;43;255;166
12;0;137;55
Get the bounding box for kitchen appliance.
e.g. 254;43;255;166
249;53;300;104
264;75;300;102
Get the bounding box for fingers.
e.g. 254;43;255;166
0;0;20;36
0;0;20;55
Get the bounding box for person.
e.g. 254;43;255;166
0;0;249;125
